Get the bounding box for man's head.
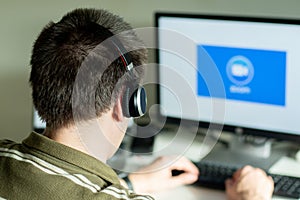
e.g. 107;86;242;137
29;8;147;130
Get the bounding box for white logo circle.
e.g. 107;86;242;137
226;55;254;86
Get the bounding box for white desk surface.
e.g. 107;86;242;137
123;130;300;200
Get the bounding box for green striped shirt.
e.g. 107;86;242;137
0;132;153;200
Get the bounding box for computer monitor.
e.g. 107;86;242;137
155;12;300;154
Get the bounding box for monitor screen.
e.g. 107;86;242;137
155;13;300;142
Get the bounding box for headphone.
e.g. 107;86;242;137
92;23;147;118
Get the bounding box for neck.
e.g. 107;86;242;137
43;124;108;163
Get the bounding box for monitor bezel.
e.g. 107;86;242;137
155;12;300;144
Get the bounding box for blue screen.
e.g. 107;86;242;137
197;45;287;106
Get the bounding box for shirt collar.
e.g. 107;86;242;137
22;132;119;184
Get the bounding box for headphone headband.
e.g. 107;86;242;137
89;22;133;73
90;22;147;118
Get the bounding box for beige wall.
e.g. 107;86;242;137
1;0;300;141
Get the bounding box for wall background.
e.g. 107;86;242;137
1;0;300;141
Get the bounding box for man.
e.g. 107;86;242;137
0;8;273;199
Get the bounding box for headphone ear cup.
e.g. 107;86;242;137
122;85;147;118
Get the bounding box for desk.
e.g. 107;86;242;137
119;130;300;200
151;185;226;200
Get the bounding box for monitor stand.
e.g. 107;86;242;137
229;134;272;158
202;132;291;170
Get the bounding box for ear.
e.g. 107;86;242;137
112;96;125;122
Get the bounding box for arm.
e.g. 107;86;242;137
225;165;274;200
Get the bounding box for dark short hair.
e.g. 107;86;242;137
29;8;147;129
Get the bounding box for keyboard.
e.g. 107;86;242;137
193;161;300;199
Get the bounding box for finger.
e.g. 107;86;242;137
268;176;275;190
225;178;239;200
268;175;274;183
170;172;199;187
225;178;234;189
170;157;199;175
232;168;243;181
234;165;254;181
236;168;266;192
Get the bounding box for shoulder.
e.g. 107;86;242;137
0;138;154;200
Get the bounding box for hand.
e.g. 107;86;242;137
225;165;274;200
128;156;199;194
